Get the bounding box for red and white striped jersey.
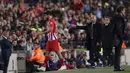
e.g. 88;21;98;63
47;18;58;41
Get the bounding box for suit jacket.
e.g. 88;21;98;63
0;36;12;54
102;23;115;48
92;22;102;43
111;14;126;46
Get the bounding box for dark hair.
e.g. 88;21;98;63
44;10;61;17
115;5;125;13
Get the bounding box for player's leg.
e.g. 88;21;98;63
55;51;65;65
43;41;52;68
53;41;65;65
55;51;66;70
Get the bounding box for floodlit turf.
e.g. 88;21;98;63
36;66;130;73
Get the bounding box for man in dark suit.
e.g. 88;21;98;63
90;15;104;66
102;16;114;66
75;15;104;67
0;30;12;73
111;5;126;71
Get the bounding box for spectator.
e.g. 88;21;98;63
74;0;84;11
83;0;90;13
27;43;45;72
26;38;33;60
76;33;83;48
68;33;76;49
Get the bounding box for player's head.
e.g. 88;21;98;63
44;10;61;19
44;10;53;19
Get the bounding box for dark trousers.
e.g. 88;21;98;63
114;40;122;68
87;39;95;66
88;39;104;66
103;47;113;65
1;49;11;73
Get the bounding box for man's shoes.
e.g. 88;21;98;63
58;65;67;70
108;64;113;67
91;65;96;68
37;67;46;71
89;62;96;68
89;65;96;69
114;67;125;71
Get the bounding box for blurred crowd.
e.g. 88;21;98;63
0;0;130;51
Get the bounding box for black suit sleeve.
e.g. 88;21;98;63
96;23;103;43
114;18;123;40
0;38;12;49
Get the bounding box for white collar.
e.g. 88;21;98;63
105;24;108;26
3;36;7;39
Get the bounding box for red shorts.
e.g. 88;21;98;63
46;39;59;51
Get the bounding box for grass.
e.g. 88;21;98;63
36;66;130;73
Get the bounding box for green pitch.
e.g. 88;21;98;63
37;66;130;73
